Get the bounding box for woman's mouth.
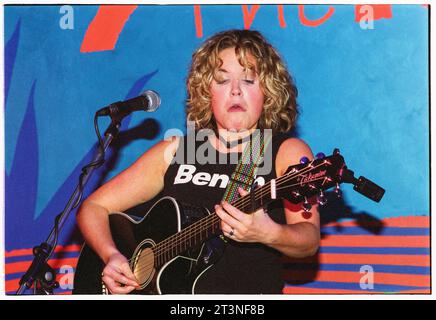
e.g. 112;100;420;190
228;104;246;112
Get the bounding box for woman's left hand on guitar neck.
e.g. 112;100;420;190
215;187;320;258
215;187;279;244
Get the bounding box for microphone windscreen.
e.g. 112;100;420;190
142;90;161;112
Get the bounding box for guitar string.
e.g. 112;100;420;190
130;175;331;280
129;161;333;277
129;160;329;268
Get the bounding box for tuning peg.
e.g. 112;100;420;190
292;191;301;198
334;183;342;198
315;152;325;160
302;197;312;212
290;168;298;174
317;190;328;205
300;156;310;164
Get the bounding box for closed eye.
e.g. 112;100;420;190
215;79;230;85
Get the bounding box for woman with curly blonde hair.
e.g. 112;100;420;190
187;29;298;134
76;29;319;294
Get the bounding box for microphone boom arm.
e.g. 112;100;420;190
16;117;121;294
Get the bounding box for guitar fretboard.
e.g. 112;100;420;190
152;182;274;267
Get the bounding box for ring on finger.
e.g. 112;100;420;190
229;228;234;237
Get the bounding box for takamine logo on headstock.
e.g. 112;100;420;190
279;151;344;207
298;170;328;186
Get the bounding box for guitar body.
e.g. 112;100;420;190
73;196;220;294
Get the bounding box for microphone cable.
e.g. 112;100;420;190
48;112;107;258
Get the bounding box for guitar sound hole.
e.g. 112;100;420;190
132;247;155;287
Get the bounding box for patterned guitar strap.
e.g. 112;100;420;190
219;129;272;241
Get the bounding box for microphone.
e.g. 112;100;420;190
96;90;161;119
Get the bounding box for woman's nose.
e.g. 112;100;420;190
231;80;242;96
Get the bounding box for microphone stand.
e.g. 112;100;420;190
16;119;121;295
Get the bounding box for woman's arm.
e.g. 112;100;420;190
76;136;180;293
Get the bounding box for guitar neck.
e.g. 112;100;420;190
153;182;274;267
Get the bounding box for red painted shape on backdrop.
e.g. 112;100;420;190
80;5;138;53
194;5;203;38
278;5;287;28
355;5;392;22
298;5;335;27
242;4;261;29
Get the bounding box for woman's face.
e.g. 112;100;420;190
210;47;264;133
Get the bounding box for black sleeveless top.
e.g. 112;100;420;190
161;132;290;294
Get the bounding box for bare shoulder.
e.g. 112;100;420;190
85;135;181;212
133;135;181;174
143;135;180;156
275;138;314;176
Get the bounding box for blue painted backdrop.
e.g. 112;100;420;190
4;4;429;294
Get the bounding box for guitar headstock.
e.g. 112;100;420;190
277;150;345;208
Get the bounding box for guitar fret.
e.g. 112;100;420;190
260;186;264;207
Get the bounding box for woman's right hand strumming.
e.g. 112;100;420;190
101;252;140;294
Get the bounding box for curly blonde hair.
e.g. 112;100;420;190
186;29;298;134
